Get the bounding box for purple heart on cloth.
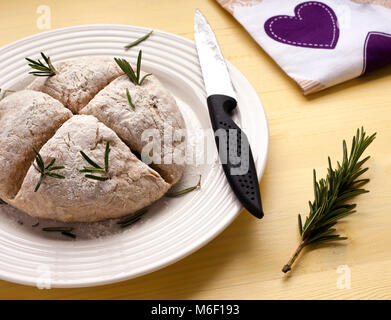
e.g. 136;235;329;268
264;1;339;49
362;32;391;75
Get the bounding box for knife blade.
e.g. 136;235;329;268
194;9;264;219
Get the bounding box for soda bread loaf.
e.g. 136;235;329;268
0;56;186;222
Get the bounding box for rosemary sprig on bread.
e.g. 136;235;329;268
114;51;152;85
26;52;57;77
79;141;111;181
32;147;65;192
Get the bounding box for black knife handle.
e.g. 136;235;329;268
207;94;264;219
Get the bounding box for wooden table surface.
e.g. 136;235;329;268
1;0;391;300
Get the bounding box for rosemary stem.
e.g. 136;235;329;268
282;240;307;273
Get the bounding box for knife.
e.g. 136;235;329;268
194;9;264;219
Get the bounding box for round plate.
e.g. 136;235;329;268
0;25;269;288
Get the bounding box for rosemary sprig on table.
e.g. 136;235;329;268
33;147;65;192
114;51;152;85
165;176;202;198
79;141;111;181
124;30;153;50
126;88;135;109
26;52;57;77
117;208;148;228
282;128;376;273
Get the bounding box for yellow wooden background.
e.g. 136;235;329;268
1;0;391;300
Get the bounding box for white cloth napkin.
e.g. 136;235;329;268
217;0;391;94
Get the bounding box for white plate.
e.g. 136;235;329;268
0;25;269;288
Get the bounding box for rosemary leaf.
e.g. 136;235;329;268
139;73;152;85
42;52;56;72
48;166;65;171
126;88;135;109
282;128;376;274
165;176;201;198
79;167;105;173
298;214;303;236
117;208;148;225
34;175;43;192
124;31;153;50
308;235;347;245
45;158;56;170
42;227;74;232
45;172;65;179
79;151;102;169
61;231;76;239
137;50;142;81
28;73;54;77
104;141;110;173
85;174;109;181
120;217;141;229
33;147;45;171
